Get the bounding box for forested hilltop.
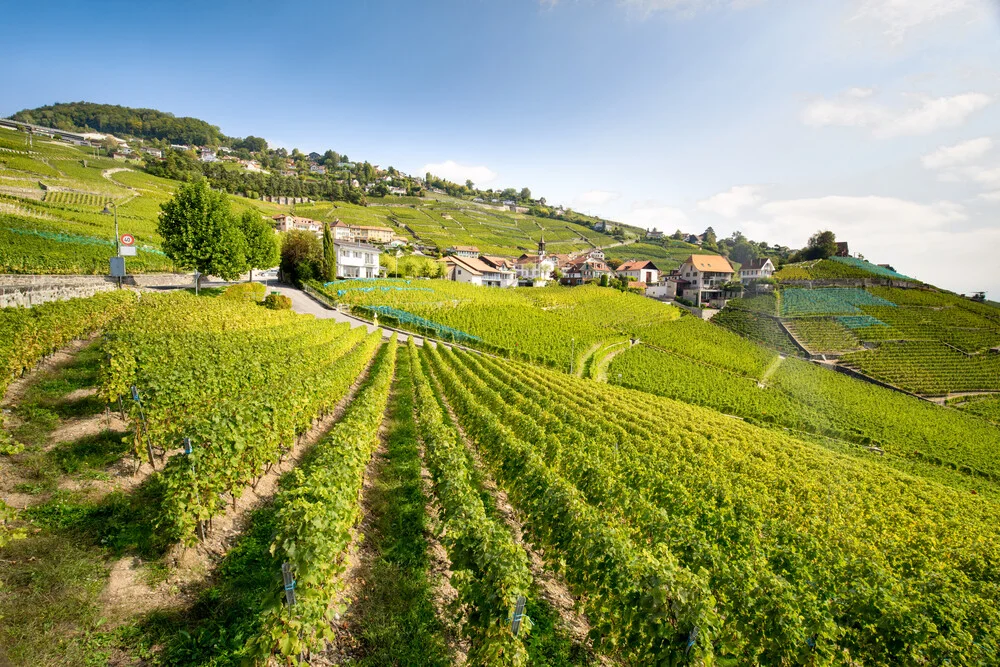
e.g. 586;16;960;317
10;102;225;145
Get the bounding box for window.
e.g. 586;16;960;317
353;251;361;258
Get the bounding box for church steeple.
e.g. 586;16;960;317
538;233;546;257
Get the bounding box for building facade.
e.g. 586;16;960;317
617;259;660;284
335;242;381;279
677;254;736;306
738;258;775;284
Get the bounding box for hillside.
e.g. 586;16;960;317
0;123;695;273
10;102;225;146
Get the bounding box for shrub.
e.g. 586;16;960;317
263;293;292;310
221;282;267;302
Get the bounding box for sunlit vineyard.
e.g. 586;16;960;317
784;317;862;354
100;291;381;543
423;342;1000;665
43;191;110;207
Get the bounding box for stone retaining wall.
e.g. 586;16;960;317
0;273;195;308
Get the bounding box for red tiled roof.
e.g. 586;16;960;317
618;259;659;272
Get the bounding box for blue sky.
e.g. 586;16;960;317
2;0;999;295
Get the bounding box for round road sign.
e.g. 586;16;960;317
120;233;136;246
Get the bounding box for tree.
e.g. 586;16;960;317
804;230;837;260
322;149;341;166
158;180;247;288
465;179;475;190
322;222;337;282
381;252;398;278
520;187;532;201
672;229;684;241
729;240;760;266
236;136;268;152
238;210;280;281
280;230;322;285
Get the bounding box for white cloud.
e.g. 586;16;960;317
627;201;689;229
921;137;993;169
848;87;875;99
576;189;621;207
966;165;1000;187
743;194;1000;294
697;185;763;218
420;160;497;185
802;91;992;138
979;190;1000;202
850;0;988;46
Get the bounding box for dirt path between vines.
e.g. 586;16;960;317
432;377;601;658
313;394;396;665
416;443;468;665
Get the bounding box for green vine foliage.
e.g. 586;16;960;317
410;340;533;666
99;292;381;543
426;345;1000;665
253;336;398;663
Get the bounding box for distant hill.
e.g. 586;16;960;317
9;102;224;146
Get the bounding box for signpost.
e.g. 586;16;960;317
119;233;137;257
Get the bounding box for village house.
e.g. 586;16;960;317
677;254;736;307
646;229;664;240
200;149;217;163
446;245;481;259
309;164;326;175
515;237;555;285
442;255;517;288
141;147;163;158
349;225;394;244
836;241;850;257
335;241;381;279
272;214;322;237
331;219;352;241
617;259;660;284
739;257;775;284
388;186;408;195
562;256;612;286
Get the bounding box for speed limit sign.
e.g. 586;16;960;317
120;233;136;246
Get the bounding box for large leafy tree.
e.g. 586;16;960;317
238;210;280;281
280;230;322;285
322;223;337;282
804;230;838;260
157;180;247;287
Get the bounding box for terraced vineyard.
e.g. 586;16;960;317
715;285;1000;394
784;318;862;354
43;191;111;207
710;308;802;356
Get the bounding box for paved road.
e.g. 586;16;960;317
268;284;423;346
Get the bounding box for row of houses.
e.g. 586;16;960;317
272;214;403;245
438;238;777;307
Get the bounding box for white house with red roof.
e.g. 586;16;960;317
616;259;660;284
